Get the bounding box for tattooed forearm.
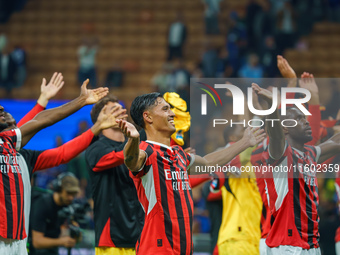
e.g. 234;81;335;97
125;155;134;163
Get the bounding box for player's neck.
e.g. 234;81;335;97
287;136;304;151
145;130;171;147
102;128;125;142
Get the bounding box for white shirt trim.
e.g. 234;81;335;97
14;128;22;151
187;153;195;170
314;146;321;162
268;141;288;160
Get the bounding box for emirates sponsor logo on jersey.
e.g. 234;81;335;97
0;155;22;174
164;169;191;191
165;169;188;181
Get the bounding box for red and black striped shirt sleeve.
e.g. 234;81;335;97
17;103;45;127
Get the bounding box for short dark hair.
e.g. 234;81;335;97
130;92;162;128
280;106;300;121
90;95;119;124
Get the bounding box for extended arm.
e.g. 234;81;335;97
252;83;285;159
190;127;266;174
31;105;126;172
117;120;146;172
17;104;45;127
17;72;65;126
299;72;321;145
277;55;297;88
19;79;108;147
87;130;146;172
32;231;76;249
318;133;340;163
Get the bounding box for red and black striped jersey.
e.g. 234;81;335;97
0;128;26;240
251;138;274;239
262;142;321;249
130;140;194;255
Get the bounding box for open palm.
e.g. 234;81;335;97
117;120;139;138
80;79;109;105
252;83;273;104
243;127;266;146
41;72;65;100
97;105;128;130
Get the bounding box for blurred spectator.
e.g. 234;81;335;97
74;120;90;137
151;62;173;94
0;34;7;52
226;11;247;72
171;59;191;102
67;120;91;199
216;47;233;77
201;41;218;77
238;53;263;78
11;45;27;87
192;186;210;234
260;36;279;77
269;0;285;13
77;37;99;88
167;12;187;60
245;0;262;50
253;1;275;50
293;0;314;35
202;0;222;35
327;0;340;22
0;43;18;98
192;65;204;79
67;154;89;199
202;182;222;254
171;59;190;90
105;62;124;88
275;1;297;53
312;0;327;22
34;135;67;189
295;36;309;51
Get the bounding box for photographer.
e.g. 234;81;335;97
29;173;81;255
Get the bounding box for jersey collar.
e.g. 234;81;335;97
146;140;173;152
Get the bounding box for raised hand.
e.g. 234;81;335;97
117;119;139;138
299;72;319;105
80;79;109;105
252;83;273;104
277;55;296;79
252;88;263;110
299;72;318;93
38;72;65;107
243;127;266;147
97;105;128;131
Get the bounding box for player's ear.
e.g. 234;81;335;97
143;111;153;125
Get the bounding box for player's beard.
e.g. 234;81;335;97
0;122;8;132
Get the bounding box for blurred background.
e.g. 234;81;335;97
1;0;340;254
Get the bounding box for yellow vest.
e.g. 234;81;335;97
217;148;262;247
